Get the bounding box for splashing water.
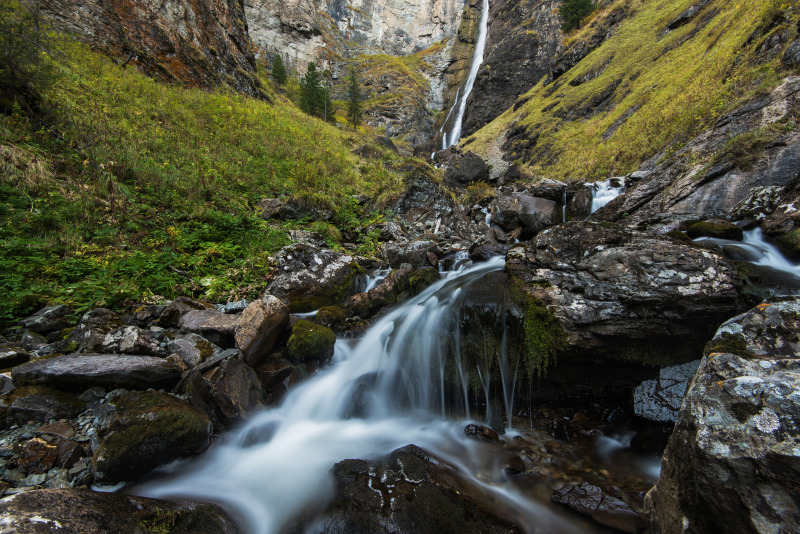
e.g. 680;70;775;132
589;180;626;214
356;266;392;293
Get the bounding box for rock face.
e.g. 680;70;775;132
92;390;213;484
633;360;700;423
646;297;800;534
320;445;517;534
0;488;239;533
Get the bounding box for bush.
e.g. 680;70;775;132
559;0;596;33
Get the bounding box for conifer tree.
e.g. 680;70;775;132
299;62;324;118
271;53;287;85
559;0;595;33
345;66;363;131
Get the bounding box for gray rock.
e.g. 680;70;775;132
158;296;207;327
528;178;568;202
101;325;165;357
234;296;289;367
18;306;73;334
12;354;181;391
179;308;238;347
20;333;47;352
382;240;439;269
783;39;800;68
208;357;265;423
0;349;29;369
551;483;645;533
223;300;250;314
444;151;490;184
132;304;165;325
634;360;701;422
6;391;84;427
65;309;125;351
517;195;559;234
645;297;800;534
167;334;223;369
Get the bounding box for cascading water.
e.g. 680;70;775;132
588;180;626;214
440;0;489;150
356;266;392;293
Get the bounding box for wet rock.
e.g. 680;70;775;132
684;220;744;240
234;296;289;367
444;151;490;184
0;349;29;369
464;424;501;444
158;296;208;327
12;354;181;392
66;308;125;351
6;389;84;427
469;242;509;262
645;297;800;534
552;483;645;533
570;187;593;220
633;360;701;422
286;320;336;366
346;268;441;318
208;357;265;423
92;390;213;484
323;445;517;534
20;332;47;352
18;438;57;474
101;325;165;357
382;240;440;269
179;308;238;347
255;355;294;391
0;488;240;533
167;333;223;369
313;306;350;333
504;455;526;475
18;305;73;334
56;440;85;470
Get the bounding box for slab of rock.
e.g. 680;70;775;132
179;308;239;347
12;354;181;392
66;308;125;351
0;348;29;369
645;297;800;534
167;333;223;369
18;438;58;474
634;360;701;422
0;488;239;533
234;296;289;367
208;357;265;423
6;388;85;426
101;325;165;357
382;240;440;269
18;305;73;333
158;296;207;327
552;483;644;533
92;390;213;484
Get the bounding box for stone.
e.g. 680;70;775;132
223;299;250;314
234;296;289;367
312;306;349;333
56;440;85;470
167;334;223;369
469;242;509;262
66;308;125;351
382;240;440;269
92;390;213;484
633;360;701;422
34;422;74;439
6;390;84;427
0;349;29;369
255;356;295;391
570;187;593;220
12;354;181;392
444;151;490;184
18;439;58;474
101;325;165;356
158;296;208;327
684;220;744;241
0;488;240;533
179;308;239;347
209;357;265;423
132;304;165;326
20;332;47;352
464;424;501;444
286;320;336;366
783;38;800;68
517;195;559;234
528;178;568;202
645;297;800;534
18;305;73;334
552;483;645;533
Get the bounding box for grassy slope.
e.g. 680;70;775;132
467;0;798;181
0;39;410;324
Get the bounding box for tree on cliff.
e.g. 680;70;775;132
271;54;287;85
300;62;325;118
560;0;595;33
345;67;363;131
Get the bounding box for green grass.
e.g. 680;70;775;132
0;38;412;324
467;0;799;182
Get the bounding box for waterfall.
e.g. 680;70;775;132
589;179;626;214
441;0;490;150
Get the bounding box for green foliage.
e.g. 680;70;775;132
509;280;567;379
560;0;596;32
271;54;287;85
299;62;333;121
0;0;57;113
345;66;364;130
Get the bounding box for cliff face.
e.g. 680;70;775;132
37;0;263;97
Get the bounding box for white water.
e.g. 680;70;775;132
356;266;392;293
695;228;800;290
595;432;661;482
589;180;626;214
481;206;492;225
441;0;490;149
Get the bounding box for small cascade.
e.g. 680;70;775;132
561;188;567;222
481;206;492;226
440;0;489;149
589;179;626;214
356;266;392;293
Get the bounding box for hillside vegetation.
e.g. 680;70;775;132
0;35;410;324
467;0;799;181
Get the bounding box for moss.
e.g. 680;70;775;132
286;319;336;365
774;229;800;262
703;332;749;358
666;230;692;242
313;306;350;330
685;221;743;241
508;279;567;378
3;384;86;411
394;268;441;298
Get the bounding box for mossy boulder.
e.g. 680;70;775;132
313;306;350;332
346;268;442;319
773;228;800;262
665;230;691;242
92;390;213;485
684;220;743;241
286;320;336;366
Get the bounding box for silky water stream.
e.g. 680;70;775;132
133;257;661;533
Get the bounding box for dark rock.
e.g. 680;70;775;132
101;325;165;356
684;220;744;240
504;455;526;475
382;240;440;269
19;305;73;334
6;388;85;426
133;304;165;325
346;268;441;318
470;242;509;262
66;308;125;351
552;483;645;533
630;423;674;455
234;296;289;367
20;332;47;352
18;438;58;474
35;421;75;439
784;39;800;68
167;334;223;368
12;354;181;392
633;360;700;422
0;348;29;369
375;136;399;153
313;305;349;333
517;195;559;234
255;355;294;391
569;187;593;220
286;320;336;366
0;488;239;533
665;0;711;31
645;297;800;533
158;296;207;327
56;439;85;469
92;390;213;484
445;151;490;184
464;424;501;444
208;357;265;422
179;308;238;347
527;179;568;203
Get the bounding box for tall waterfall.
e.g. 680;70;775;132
441;0;490;149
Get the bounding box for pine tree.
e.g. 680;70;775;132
271;54;287;85
299;62;324;118
345;67;363;131
559;0;595;33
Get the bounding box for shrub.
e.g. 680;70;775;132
560;0;596;32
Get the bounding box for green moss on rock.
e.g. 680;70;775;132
508;279;567;378
774;229;800;262
286;319;336;365
685;221;743;241
394;268;441;297
314;306;350;331
703;332;749;358
666;230;692;242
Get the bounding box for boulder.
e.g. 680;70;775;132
382;240;440;269
469;242;509;262
20;332;47;352
12;354;181;392
645;297;800;534
92;390;213;484
132;304;166;326
762;176;800;261
322;445;517;534
234;296;289;367
6;387;85;427
346;269;441;318
517;195;559;234
0;488;239;533
208;357;265;423
158;296;207;327
101;325;165;357
633;360;701;422
444;151;490;184
783;38;800;68
0;348;29;369
313;306;350;333
552;483;644;533
286;320;336;366
167;334;224;369
66;308;125;351
569;187;593;220
18;305;73;334
684;220;744;241
179;308;239;347
528;178;568;202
